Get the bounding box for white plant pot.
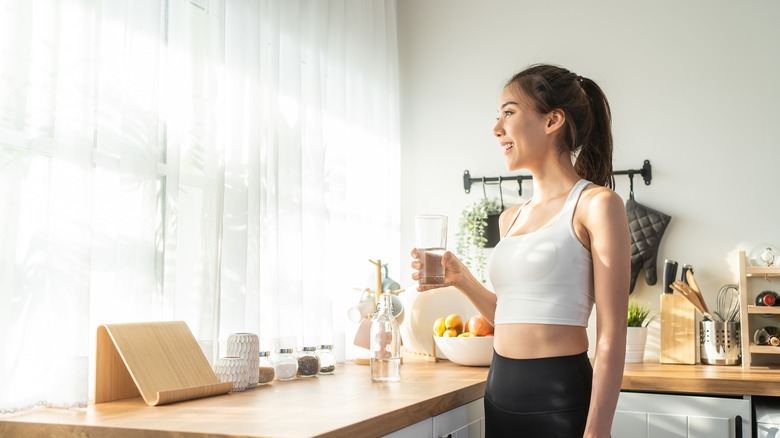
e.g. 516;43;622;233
625;326;648;363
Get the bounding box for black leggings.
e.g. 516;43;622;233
484;350;593;438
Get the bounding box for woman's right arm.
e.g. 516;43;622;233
410;249;498;324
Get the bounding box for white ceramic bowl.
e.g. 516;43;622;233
398;285;477;358
433;335;494;367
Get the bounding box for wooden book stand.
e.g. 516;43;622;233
95;321;233;406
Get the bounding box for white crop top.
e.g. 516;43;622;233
488;179;594;327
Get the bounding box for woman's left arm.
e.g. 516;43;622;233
581;188;630;438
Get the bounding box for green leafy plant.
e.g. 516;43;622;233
455;197;502;282
627;299;657;327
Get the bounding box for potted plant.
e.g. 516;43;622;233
626;299;656;363
455;197;502;282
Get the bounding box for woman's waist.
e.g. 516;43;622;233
493;323;589;359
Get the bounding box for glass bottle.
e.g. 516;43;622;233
272;348;298;381
257;351;275;385
297;346;320;378
756;290;779;306
370;293;401;382
317;344;337;374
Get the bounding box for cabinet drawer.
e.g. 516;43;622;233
613;392;749;438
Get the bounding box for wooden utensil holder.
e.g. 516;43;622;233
660;293;699;364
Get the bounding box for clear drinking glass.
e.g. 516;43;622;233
414;214;448;285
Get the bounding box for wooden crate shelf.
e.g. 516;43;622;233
738;251;780;369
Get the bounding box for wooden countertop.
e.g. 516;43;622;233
0;359;488;438
5;359;780;438
622;361;780;397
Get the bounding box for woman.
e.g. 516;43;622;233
411;64;629;437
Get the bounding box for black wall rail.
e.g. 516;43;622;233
463;159;652;196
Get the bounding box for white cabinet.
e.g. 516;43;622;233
383;398;485;438
383;418;433;438
612;392;750;438
433;398;485;438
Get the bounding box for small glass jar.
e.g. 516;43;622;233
272;348;298;381
257;351;275;385
296;346;320;378
317;344;336;374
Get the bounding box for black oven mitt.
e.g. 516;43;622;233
626;196;671;293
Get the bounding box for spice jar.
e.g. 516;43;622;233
317;344;336;374
257;351;275;385
272;348;298;381
297;346;320;378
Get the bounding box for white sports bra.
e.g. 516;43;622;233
488;179;594;327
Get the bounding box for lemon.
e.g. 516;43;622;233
432;317;446;337
443;328;459;337
445;313;463;334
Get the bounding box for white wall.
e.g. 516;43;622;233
397;0;780;360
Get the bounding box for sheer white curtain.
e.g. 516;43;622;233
0;0;399;413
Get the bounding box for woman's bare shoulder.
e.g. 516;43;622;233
581;184;624;210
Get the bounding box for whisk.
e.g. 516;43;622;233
716;284;741;322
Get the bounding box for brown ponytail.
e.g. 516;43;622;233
505;64;614;189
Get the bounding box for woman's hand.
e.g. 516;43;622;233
410;248;470;292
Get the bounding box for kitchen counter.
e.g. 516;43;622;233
622;361;780;396
4;359;780;438
0;358;488;438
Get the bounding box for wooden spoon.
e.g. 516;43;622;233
686;271;713;316
670;281;717;321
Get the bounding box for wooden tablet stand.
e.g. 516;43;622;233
95;321;233;406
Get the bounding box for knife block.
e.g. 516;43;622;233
659;293;698;364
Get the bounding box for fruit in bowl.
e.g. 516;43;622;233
432;313;494;366
466;314;493;337
433;335;494;367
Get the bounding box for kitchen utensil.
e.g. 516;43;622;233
685;270;714;317
659;292;697;364
716;284;741;322
670;281;717;321
662;259;678;294
699;320;741;365
681;264;693;284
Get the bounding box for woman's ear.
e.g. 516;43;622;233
545;109;566;133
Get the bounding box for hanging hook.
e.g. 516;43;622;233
498;176;505;210
482;177;487;198
516;176;523;197
628;170;635;201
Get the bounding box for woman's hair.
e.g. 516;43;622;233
506;64;614;189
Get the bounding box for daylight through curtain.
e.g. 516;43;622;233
0;0;399;413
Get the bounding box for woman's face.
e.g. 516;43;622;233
492;86;551;172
